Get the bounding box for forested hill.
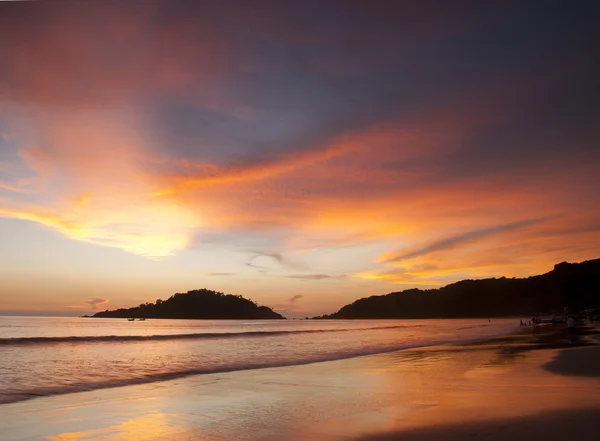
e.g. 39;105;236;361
322;259;600;319
93;289;284;319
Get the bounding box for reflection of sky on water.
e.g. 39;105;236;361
1;318;517;405
1;344;597;441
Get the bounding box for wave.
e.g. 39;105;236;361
0;324;423;346
0;335;479;405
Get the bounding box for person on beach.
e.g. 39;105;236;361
567;316;575;333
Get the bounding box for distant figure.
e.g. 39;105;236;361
520;320;524;326
567;316;575;333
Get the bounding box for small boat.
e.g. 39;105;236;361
127;318;135;321
137;318;146;321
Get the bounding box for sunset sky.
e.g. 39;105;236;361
0;1;599;317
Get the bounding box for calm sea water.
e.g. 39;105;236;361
0;316;517;405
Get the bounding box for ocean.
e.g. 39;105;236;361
0;316;518;405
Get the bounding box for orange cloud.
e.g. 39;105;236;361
153;136;364;196
86;298;109;310
0;112;199;258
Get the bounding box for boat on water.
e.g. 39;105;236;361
137;318;146;321
127;318;135;321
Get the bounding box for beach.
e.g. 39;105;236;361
2;323;599;441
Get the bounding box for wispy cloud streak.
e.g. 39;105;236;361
382;218;549;264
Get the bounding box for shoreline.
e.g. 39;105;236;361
1;322;599;440
0;319;518;406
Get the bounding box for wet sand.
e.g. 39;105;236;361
358;407;600;441
543;345;600;377
2;324;600;441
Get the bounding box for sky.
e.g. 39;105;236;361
0;1;599;318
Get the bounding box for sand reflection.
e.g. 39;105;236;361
47;412;178;440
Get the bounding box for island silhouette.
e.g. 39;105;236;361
316;259;600;319
93;289;284;319
93;259;599;320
